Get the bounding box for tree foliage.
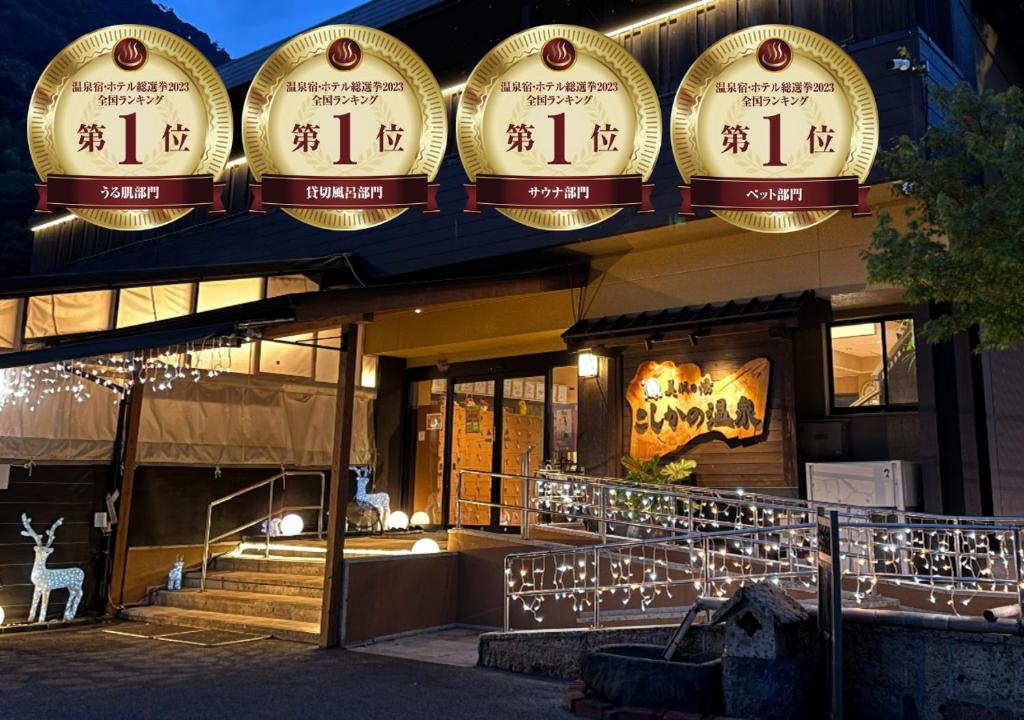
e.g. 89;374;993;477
621;455;697;484
864;82;1024;350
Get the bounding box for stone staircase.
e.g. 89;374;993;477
122;542;325;643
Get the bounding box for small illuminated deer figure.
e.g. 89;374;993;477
167;555;184;590
20;514;84;622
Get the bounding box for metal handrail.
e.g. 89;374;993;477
504;523;817;629
206;504;323;547
477;468;1024;534
454;468;879;543
450;469;1024;629
200;470;326;590
504;521;815;564
535;468;889;516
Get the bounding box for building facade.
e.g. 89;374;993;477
0;0;1018;637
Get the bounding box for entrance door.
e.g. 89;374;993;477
497;375;545;527
445;374;545;529
407;364;578;531
448;379;496;526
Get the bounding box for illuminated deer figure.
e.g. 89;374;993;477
353;466;390;533
20;514;84;622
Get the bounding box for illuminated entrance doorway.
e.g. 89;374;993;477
406;356;579;531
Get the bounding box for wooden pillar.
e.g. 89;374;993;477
576;353;622;477
107;384;145;615
320;322;361;648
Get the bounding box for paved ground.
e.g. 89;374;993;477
0;622;569;720
350;626;481;667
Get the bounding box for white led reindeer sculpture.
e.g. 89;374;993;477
20;514;85;622
167;554;184;590
353;466;390;533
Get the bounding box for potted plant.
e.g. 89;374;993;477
615;455;697;536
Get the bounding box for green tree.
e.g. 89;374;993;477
863;82;1024;350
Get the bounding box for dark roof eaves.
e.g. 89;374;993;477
216;0;448;88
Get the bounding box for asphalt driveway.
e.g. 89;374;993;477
0;622;569;720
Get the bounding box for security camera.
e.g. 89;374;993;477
886;58;929;74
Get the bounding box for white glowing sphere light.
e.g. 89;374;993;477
410;511;431;526
387;511;409;530
279;513;304;537
411;538;440;554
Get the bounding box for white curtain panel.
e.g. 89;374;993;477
24;290;113;339
0;382;118;462
0;298;19;349
195;277;264;313
116;284;194;328
137;374;372;468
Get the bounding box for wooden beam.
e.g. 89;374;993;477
107;385;145;615
320;322;361;648
263;264;589;340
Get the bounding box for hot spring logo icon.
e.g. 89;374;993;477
542;38;576;71
328;38;362;71
757;38;792;72
113;38;147;71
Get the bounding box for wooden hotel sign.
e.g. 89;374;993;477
627;358;770;460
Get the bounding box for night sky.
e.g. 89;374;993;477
165;0;365;58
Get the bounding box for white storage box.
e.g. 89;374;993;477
805;461;922;510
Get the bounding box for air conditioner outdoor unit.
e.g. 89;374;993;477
805;461;922;510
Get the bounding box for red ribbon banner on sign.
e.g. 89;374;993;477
678;176;870;217
249;174;439;213
35;175;224;213
464;174;653;213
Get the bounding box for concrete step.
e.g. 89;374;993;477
236;540;328;559
577;604;691;626
211;554;325;576
122;604;319;644
183;570;323;598
154;588;323;624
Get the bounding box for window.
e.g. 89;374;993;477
0;299;19;349
195;277;264;313
828;316;918;411
116;284;194;328
549;365;579;467
259;334;315;377
24;290;114;339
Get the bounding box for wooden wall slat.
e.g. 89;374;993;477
0;520;92;546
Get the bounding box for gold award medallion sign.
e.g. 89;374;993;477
457;25;661;230
29;25;232;230
671;25;879;233
627;358;770;460
243;25;446;230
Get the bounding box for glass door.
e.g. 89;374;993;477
407;379;447;524
499;375;545;527
448;379;496;526
412;364;577;531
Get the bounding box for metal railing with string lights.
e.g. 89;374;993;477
456;467;871;541
452;470;1024;630
503;523;817;630
837;517;1024;613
